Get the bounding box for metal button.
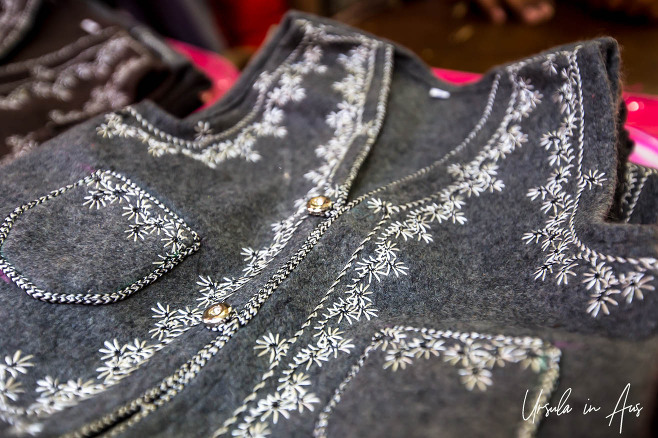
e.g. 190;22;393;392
306;196;332;216
202;302;232;327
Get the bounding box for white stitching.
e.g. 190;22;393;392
313;327;561;438
0;170;200;305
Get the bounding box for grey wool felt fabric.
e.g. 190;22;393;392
1;11;657;438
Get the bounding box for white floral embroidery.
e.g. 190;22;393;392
227;57;543;437
0;170;202;431
97;42;327;169
523;49;656;317
79;171;194;257
0;23;385;435
255;333;290;363
313;327;561;438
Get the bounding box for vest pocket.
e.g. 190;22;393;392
0;169;200;304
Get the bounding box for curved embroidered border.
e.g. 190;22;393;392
312;327;561;438
522;49;657;317
565;50;655;269
0;170;200;305
114;21;335;151
340;71;502;212
119;36;307;150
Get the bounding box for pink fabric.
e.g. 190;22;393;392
165;42;658;169
624;94;658;168
167;39;240;111
432;68;481;85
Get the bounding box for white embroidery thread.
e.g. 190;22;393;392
313;327;561;438
523;49;656;317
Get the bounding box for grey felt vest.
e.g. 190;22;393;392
0;11;656;438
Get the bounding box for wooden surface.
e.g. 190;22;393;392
345;0;658;94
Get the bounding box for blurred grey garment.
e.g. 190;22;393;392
0;0;210;162
0;0;42;59
103;0;227;53
0;10;657;438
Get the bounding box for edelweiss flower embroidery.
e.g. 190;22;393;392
524;49;657;318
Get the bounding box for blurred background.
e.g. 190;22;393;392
2;0;657;164
100;0;658;93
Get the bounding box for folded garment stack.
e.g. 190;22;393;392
0;0;210;161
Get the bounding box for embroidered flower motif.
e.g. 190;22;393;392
458;367;493;391
0;351;34;379
533;262;554;281
145;214;174;235
96;358;133;383
35;376;60;397
546;165;572;191
555;260;578;285
324;298;359;325
345;283;373;309
586;288;620;317
98;339;126;362
293;345;330;370
494;345;526;366
161;223;189;255
194;121;212;141
196;275;234;308
255;333;289;363
316;329;354;358
354;256;383;284
176;307;202;326
618;272;654;303
519;347;548;373
149;319;182;340
443;343;471;367
582;261;616;292
543;56;558;75
232;422;272;438
277;372;312;394
60;378;97;397
367;198;400;215
287;391;320;413
253;393;295;424
0;376;23;401
125;221;149;241
126;339;154;361
383;348;414;371
151;303;174;320
408;336;445;359
83;190;110;209
373;327;407;351
122;197;151;222
580;169;607;189
540;129;567;151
